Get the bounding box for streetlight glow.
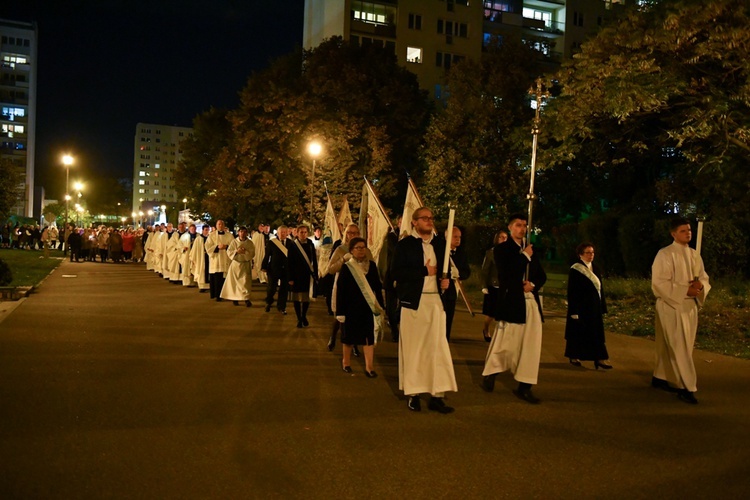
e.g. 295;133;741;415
307;140;323;221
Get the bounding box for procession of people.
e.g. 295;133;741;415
14;206;709;413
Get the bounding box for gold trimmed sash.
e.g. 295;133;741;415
571;262;601;297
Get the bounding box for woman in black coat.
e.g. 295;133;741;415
335;237;385;377
564;243;611;369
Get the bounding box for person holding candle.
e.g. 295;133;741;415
392;206;457;414
481;212;547;404
651;217;710;404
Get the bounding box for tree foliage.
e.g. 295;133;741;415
421;37;543;223
536;0;750;276
177;38;431;226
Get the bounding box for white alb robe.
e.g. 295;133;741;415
165;231;183;281
652;241;710;392
190;234;210;290
482;292;543;385
398;239;457;396
251;231;267;283
144;232;155;271
180;232;196;286
220;237;255;301
205;231;234;275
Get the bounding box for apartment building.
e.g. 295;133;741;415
0;18;37;217
131;123;192;220
303;0;630;99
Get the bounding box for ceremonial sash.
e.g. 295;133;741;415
345;259;385;342
272;238;288;257
571;263;601;298
294;239;316;300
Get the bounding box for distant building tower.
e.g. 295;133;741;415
0;18;38;217
132;123;192;224
303;0;631;100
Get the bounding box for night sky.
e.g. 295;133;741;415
3;0;305;199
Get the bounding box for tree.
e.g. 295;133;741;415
0;157;23;219
179;38;431;226
537;0;750;276
421;37;544;223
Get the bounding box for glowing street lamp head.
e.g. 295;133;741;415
147;210;153;216
308;141;322;158
182;198;187;203
62;154;74;166
73;181;84;191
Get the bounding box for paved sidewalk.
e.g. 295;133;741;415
1;260;749;498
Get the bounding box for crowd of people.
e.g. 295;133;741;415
15;209;707;412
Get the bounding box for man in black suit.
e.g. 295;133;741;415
262;225;290;314
441;226;471;341
481;212;547;404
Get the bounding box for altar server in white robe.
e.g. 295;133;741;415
166;222;186;283
392;207;456;414
151;225;165;275
180;223;198;286
482;212;547;405
220;226;255;306
251;223;268;284
651;217;710;405
160;223;174;279
205;220;234;301
144;227;156;271
190;225;211;292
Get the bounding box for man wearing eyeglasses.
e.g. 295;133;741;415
392;207;457;414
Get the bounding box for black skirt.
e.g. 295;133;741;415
482;287;499;316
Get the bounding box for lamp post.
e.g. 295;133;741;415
147;210;154;226
307;141;322;221
61;154;74;255
138;211;144;228
182;198;187;210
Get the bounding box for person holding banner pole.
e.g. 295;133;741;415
393;206;457;414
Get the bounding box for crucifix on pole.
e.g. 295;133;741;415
525;77;549;276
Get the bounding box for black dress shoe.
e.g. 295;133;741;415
296;321;303;328
482;374;496;392
245;300;252;307
342;365;353;374
569;358;582;367
352;345;360;357
233;301;239;306
364;370;378;378
651;377;678;392
407;396;421;412
595;360;613;370
265;304;271;312
428;397;455;414
678;389;699;404
302;317;309;327
513;388;541;404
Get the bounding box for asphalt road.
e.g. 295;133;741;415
1;260;749;499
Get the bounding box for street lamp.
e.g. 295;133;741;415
61;154;74;254
147;210;154;225
307;141;322;221
182;198;187;210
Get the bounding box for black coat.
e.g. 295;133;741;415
494;238;546;323
287;239;318;293
564;261;608;360
262;238;288;278
442;245;471;303
392;234;447;311
336;260;385;345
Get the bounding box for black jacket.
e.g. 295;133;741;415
392;234;447;311
262;238;288;277
494;239;546;323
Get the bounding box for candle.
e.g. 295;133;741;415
442;208;455;277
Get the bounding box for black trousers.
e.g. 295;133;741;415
209;272;226;299
443;297;457;341
265;274;289;311
385;286;400;340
